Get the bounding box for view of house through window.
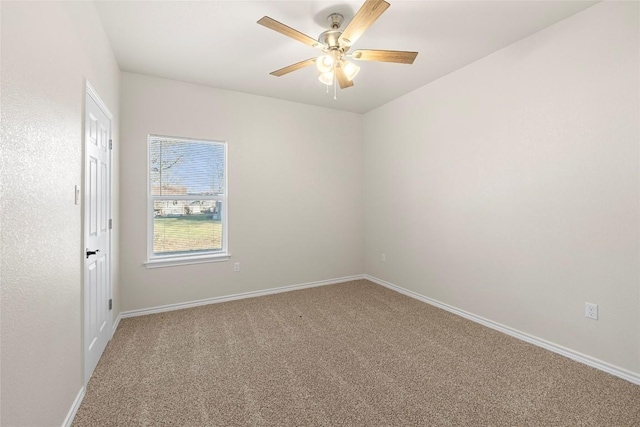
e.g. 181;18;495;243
149;135;227;260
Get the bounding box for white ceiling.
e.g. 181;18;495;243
95;1;597;114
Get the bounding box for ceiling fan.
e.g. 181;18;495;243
257;0;418;95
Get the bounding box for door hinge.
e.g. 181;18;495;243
109;299;112;310
109;218;113;229
109;139;113;150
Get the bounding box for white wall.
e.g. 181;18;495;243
363;1;639;374
119;73;363;311
1;1;121;425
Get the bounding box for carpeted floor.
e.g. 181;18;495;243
73;280;640;426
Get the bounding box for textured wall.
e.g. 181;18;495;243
363;1;640;373
119;73;363;311
1;2;120;425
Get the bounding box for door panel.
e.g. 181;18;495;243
89;157;97;236
101;163;108;233
84;89;111;384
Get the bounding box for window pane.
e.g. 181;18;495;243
150;137;225;196
153;200;223;256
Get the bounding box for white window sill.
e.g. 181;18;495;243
144;253;231;269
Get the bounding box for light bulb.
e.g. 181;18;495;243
318;71;334;86
316;55;334;73
341;60;360;81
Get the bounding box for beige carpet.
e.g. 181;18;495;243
73;280;640;426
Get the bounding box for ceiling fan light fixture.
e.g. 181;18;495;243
341;60;360;81
316;55;334;73
319;70;334;86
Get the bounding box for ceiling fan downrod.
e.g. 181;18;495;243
328;13;344;30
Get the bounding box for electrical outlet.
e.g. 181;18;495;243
381;253;386;262
233;262;240;272
585;302;598;320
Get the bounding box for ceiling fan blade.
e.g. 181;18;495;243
352;49;418;64
270;58;317;77
258;16;324;49
339;0;390;46
335;64;354;89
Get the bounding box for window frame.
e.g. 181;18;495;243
144;134;229;268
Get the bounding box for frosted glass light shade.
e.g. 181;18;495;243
316;55;334;73
342;61;360;81
319;71;334;86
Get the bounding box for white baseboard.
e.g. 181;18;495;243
365;274;640;386
120;274;365;319
111;312;122;336
62;386;85;427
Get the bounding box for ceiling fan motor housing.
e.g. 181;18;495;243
318;13;350;52
318;30;342;49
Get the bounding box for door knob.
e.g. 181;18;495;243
86;249;100;259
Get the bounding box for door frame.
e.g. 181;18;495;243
82;80;114;386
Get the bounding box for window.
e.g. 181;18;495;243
145;135;228;268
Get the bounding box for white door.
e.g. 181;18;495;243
84;86;112;384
